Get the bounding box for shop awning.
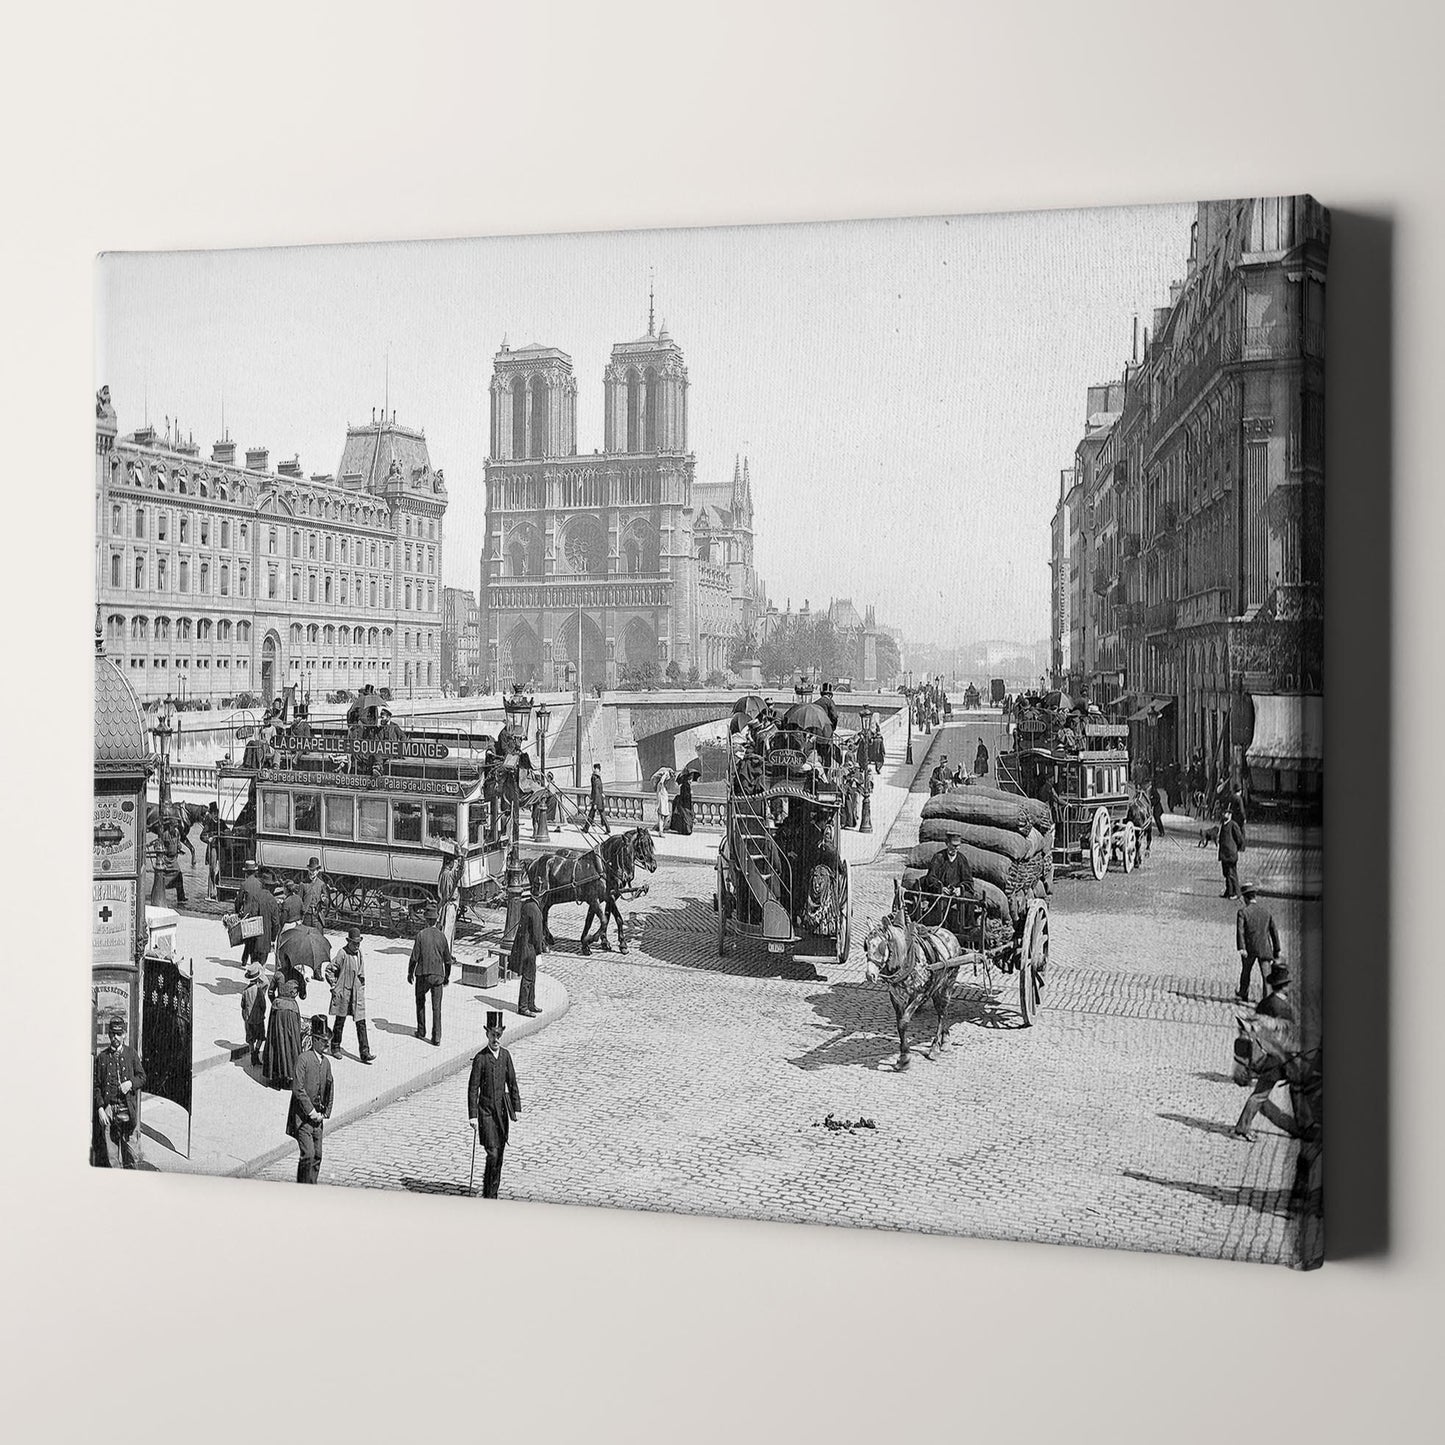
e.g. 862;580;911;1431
1246;694;1323;772
1127;695;1176;723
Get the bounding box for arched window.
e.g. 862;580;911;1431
625;368;641;451
157;512;168;542
220;564;230;596
238;566;248;597
218;619;233;642
134;557;146;589
382;628;393;647
290;624;303;645
530;374;550;457
339;625;351;646
156;557;167;590
323;625;335;645
106;615;124;643
131;616;148;641
176;618;192;642
111;504;122;534
324;576;333;604
624;537;640;575
309;574;317;604
134;507;146;539
405;582;412;610
427;661;434;686
307;624;319;644
291;572;301;602
199;562;209;594
178;560;189;592
197;618;212;642
110;554;121;587
368;627;379;646
155;617;170;641
512;381;527;459
643;367;660;450
237;621;251;643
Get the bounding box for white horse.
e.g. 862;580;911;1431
862;886;966;1069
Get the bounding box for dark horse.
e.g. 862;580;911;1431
526;827;658;955
145;801;209;863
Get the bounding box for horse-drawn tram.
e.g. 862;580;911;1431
715;697;852;966
998;702;1146;881
214;722;509;935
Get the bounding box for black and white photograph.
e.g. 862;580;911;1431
91;197;1325;1266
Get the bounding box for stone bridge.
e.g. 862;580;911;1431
603;689;905;783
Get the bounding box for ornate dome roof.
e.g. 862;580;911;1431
94;649;150;774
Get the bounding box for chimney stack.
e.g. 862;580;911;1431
212;437;235;465
245;446;270;473
277;454;303;478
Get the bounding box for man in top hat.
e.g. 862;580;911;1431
1235;882;1283;1004
1217;808;1245;899
287;1015;335;1183
467;1012;521;1198
922;830;976;939
93;1016;147;1169
326;927;375;1063
240;958;268;1066
929;755;950;796
300;856;328;930
510;871;546;1017
408;904;453;1046
817;682;839;730
586;761;611;834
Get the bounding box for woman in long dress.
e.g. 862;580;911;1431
263;975;303;1088
669;769;696;835
652;768;674;836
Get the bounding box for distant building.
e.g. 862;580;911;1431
441;586;480;691
94;389;448;704
479;306;765;689
1055;196;1328;809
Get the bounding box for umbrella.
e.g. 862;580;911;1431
781;701;834;737
679;757;703;782
649;767;676;787
275;924;332;979
729;694;768;733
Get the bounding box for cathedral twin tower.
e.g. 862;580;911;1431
480;311;759;719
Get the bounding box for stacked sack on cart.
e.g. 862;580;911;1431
901;785;1054;943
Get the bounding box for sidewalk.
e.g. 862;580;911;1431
1152;811;1322;900
136;912;568;1179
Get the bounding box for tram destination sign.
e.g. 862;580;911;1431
260;768;463;797
278;731;449;760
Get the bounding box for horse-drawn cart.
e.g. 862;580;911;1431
862;882;1050;1067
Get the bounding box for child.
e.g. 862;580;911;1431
240;959;268;1066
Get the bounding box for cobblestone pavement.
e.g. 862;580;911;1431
255;722;1320;1267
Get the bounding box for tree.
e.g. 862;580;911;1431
664;660;683;686
704;668;727;687
686;665;700;686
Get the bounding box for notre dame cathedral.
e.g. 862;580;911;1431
480;306;764;691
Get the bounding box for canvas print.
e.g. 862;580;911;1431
92;197;1326;1267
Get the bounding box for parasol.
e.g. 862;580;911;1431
275;924;332;979
780;701;834;737
649;766;676;787
678;757;703;782
729;694;768;733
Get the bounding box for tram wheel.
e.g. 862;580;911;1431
1119;822;1137;874
1088;806;1111;881
1018;900;1048;1026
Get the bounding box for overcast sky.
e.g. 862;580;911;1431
97;201;1195;646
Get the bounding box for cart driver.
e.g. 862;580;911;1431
922;831;976;940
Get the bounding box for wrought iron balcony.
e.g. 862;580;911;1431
1144;600;1178;635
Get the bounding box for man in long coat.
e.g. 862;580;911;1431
300;857;328;929
468;1012;521;1198
922;831;976;939
93;1016;147;1168
287;1015;335;1184
1218;812;1245;899
1235;882;1283;1003
509;874;546;1017
408;904;452;1046
235;860;273;968
326;926;375;1063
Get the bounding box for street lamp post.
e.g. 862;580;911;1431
858;704;875;833
534;701;551;842
903;670;914;765
149;697;176;906
498;684;535;956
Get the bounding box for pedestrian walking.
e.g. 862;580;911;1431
585;761;611;834
326;926;375;1063
158;820;187;905
263;975;304;1089
510;873;546;1017
651;767;674;836
233;860;273;969
201;801;223;900
1148;775;1166;837
92;1016;146;1169
1217;811;1245;899
467;1011;521;1199
408;904;453;1046
1234;882;1283;1003
240;959;268;1066
287;1016;335;1184
280;879;305;926
300;857;328;929
669;767;697;835
974;739;989;777
1233;964;1297;1141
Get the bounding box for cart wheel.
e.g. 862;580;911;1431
1088;806;1111;880
1119;821;1137;874
715;858;729;957
836;860;851;966
1018;899;1048;1025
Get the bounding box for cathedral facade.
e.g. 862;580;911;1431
480;313;761;691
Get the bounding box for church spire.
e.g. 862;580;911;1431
647;268;655;337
